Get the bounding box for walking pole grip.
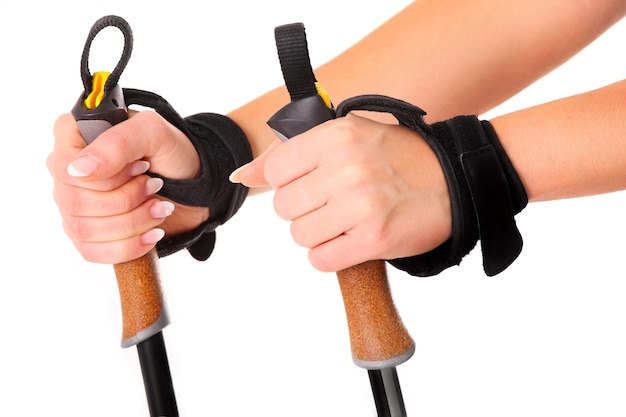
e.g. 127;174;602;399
270;23;412;415
73;108;170;349
267;76;415;372
72;103;169;348
71;17;178;417
70;21;169;347
337;260;414;370
72;77;169;348
114;249;169;348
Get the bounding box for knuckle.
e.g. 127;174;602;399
53;113;75;137
350;199;393;256
363;228;388;256
135;111;180;153
45;152;56;174
140;110;167;128
60;187;83;216
264;153;284;188
77;242;110;264
117;179;142;214
332;118;363;148
353;192;384;221
120;212;139;237
289;221;311;248
78;244;99;263
62;217;85;242
101;128;129;157
272;190;292;220
343;163;377;192
334;114;360;131
308;250;338;273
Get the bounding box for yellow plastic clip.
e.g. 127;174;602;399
315;82;332;109
83;71;111;110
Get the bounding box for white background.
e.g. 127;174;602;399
1;1;626;416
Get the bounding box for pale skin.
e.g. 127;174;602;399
47;0;626;271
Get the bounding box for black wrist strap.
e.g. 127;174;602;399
337;95;527;276
123;88;252;260
446;116;526;275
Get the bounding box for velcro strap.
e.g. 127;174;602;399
337;95;478;275
123;88;252;260
123;88;235;208
448;117;523;276
336;94;527;276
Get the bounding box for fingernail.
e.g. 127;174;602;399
129;160;151;176
228;164;248;184
141;228;165;245
67;155;99;177
150;201;175;218
145;177;164;195
229;162;257;185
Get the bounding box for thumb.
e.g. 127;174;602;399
229;139;281;188
67;111;198;181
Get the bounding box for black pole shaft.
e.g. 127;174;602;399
137;332;179;417
368;368;407;417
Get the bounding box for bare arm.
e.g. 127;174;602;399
235;78;626;272
49;0;626;264
229;0;626;160
493;78;626;202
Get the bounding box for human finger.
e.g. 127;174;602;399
261;120;340;188
71;228;166;264
272;162;331;221
50;113;154;191
67;110;199;182
307;233;374;273
229;139;281;188
53;174;164;217
53;113;91;150
62;197;172;246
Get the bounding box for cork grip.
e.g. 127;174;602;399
73;120;167;349
336;260;414;370
113;247;169;348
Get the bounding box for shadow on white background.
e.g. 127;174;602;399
1;1;625;416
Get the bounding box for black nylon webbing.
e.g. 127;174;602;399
80;15;133;96
274;23;318;101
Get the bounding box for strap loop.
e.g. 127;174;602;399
79;15;133;97
274;23;318;101
337;95;527;276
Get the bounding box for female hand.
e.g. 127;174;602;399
47;111;209;264
232;113;453;272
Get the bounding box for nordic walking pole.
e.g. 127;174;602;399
71;16;178;417
268;23;414;416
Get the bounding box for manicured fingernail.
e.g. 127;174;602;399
228;163;249;184
145;177;164;195
141;228;165;245
150;201;175;218
67;155;99;177
129;160;151;176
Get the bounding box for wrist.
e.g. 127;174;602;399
335;94;527;276
123;89;253;260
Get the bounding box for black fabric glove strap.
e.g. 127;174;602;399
336;95;527;276
123;88;252;260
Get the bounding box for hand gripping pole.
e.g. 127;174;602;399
71;15;177;417
268;23;414;416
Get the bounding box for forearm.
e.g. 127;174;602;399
228;0;626;160
491;78;626;202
